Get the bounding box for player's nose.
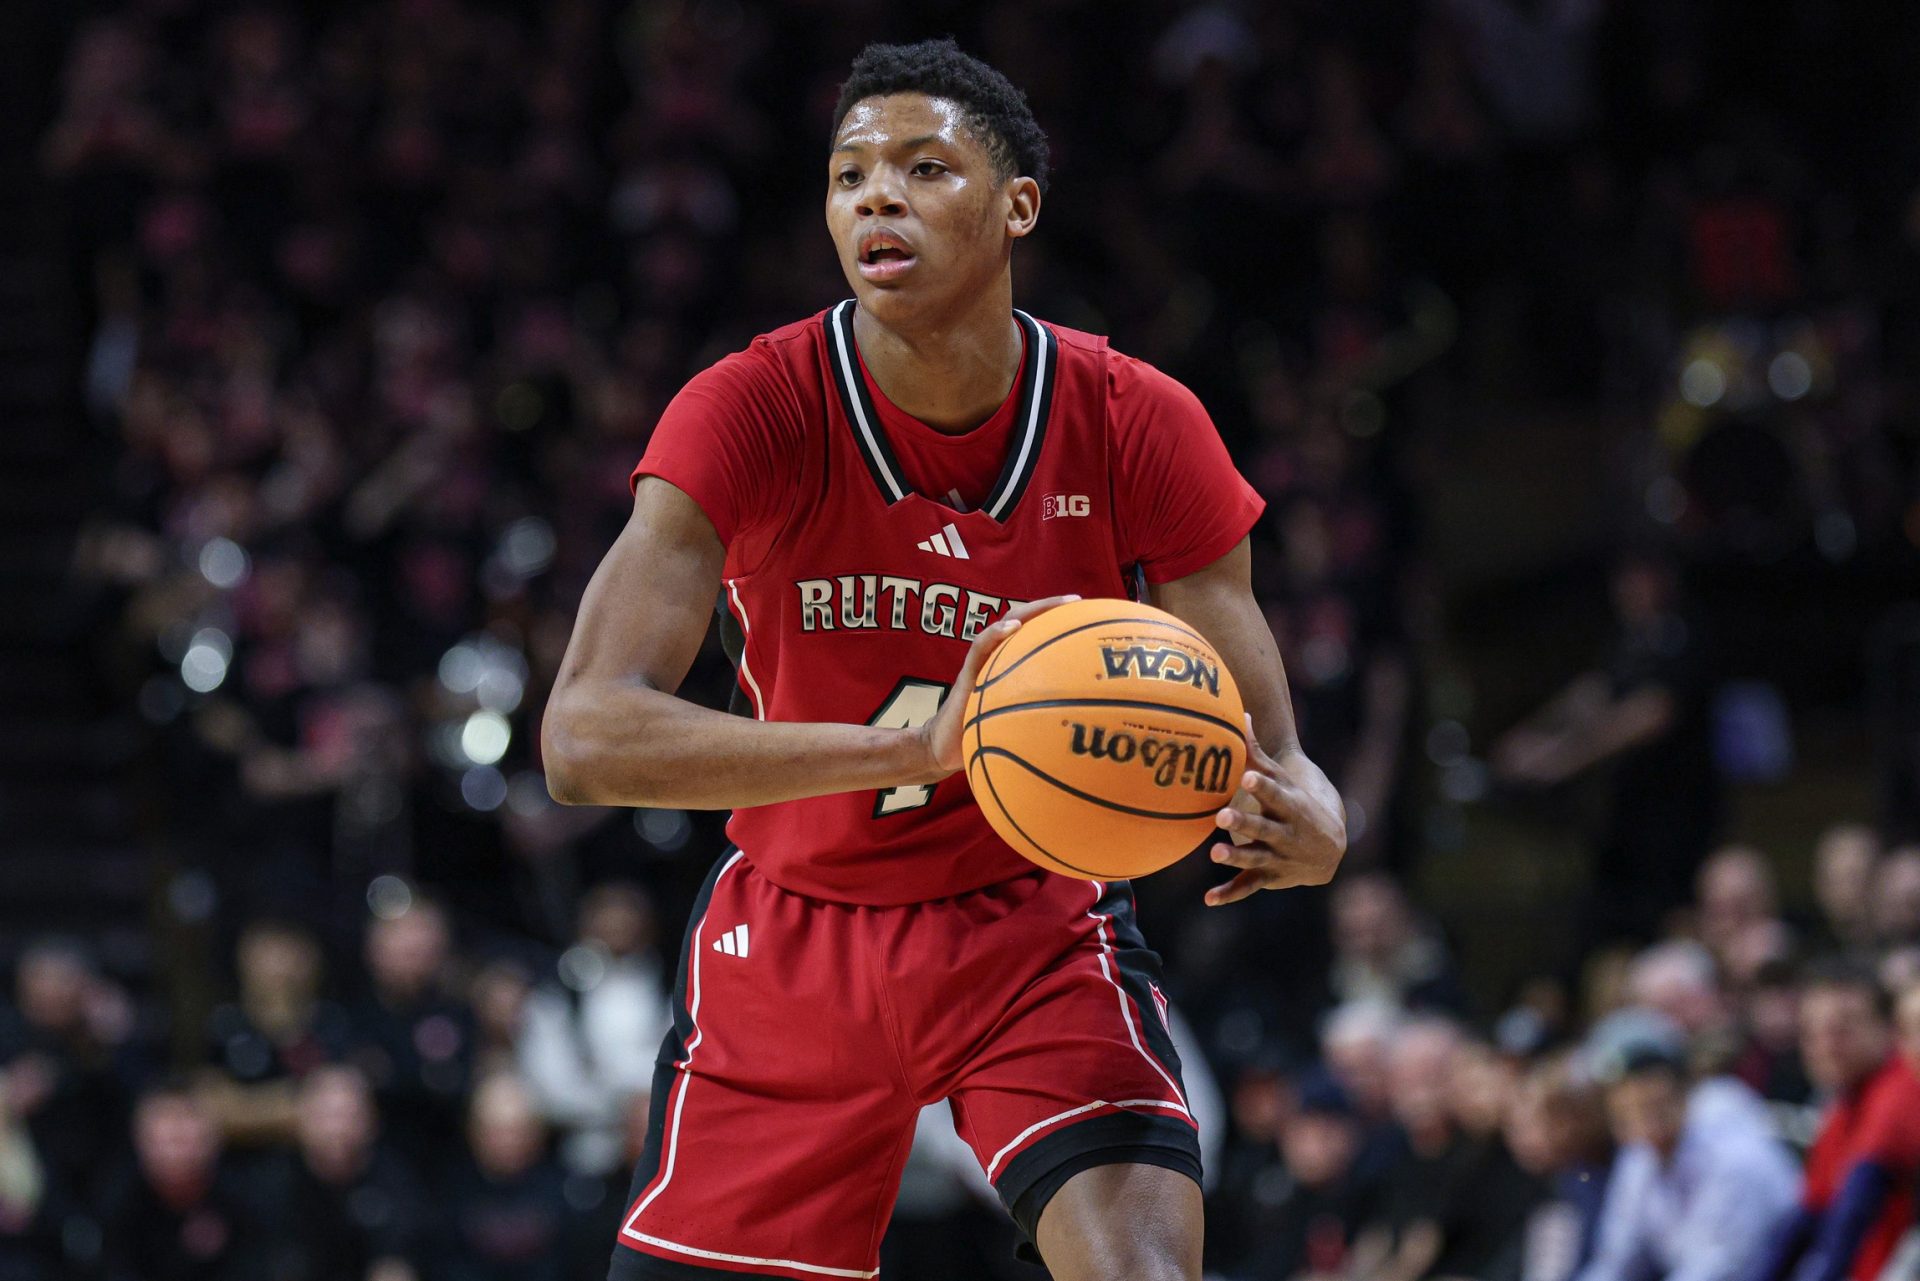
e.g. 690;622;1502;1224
856;168;907;217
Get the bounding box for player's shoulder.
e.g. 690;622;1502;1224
1097;341;1211;431
1028;314;1110;359
1024;315;1194;409
669;311;834;435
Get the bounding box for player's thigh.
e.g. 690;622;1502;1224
1034;1162;1202;1281
940;878;1202;1255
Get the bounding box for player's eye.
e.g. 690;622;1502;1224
912;160;947;177
836;168;862;187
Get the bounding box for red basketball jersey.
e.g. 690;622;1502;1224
633;302;1262;904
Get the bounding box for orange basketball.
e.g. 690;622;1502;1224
964;598;1246;879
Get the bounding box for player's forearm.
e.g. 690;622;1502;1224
542;682;937;810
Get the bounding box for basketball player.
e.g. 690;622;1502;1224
544;39;1346;1281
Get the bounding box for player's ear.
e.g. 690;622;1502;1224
1004;175;1041;241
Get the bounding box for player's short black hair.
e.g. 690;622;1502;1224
832;37;1050;194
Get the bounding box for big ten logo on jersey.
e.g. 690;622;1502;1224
1099;643;1222;696
1042;493;1090;520
795;575;1028;641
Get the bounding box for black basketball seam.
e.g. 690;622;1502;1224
975;615;1217;692
971;746;1226;821
962;698;1244;739
969;745;1108;877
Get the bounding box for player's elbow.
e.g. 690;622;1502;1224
540;698;602;805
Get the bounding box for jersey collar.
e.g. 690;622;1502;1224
823;300;1057;522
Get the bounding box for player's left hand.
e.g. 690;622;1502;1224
1204;714;1347;906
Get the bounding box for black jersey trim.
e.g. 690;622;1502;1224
823;300;910;503
821;302;1056;523
981;310;1055;521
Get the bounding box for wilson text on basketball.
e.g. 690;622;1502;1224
1066;724;1236;794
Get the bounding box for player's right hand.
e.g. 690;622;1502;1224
915;594;1080;777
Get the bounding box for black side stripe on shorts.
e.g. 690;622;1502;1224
1094;880;1187;1092
616;849;739;1227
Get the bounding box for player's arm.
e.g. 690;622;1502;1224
542;477;1064;809
1151;538;1347;904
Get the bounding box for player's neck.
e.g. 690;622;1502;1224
852;288;1022;436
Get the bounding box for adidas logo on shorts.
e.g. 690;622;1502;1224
711;924;750;958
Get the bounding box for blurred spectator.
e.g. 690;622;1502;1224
197;919;349;1146
1493;549;1721;945
1328;873;1466;1015
346;900;473;1173
1870;848;1920;947
1696;846;1792;988
1349;1017;1493;1281
519;883;671;1178
1751;962;1920;1281
257;1065;426;1281
0;939;140;1204
470;958;533;1081
1233;1070;1383;1281
1507;1058;1615;1281
1320;998;1407;1178
98;1084;263;1281
1742;960;1812;1106
439;1074;569;1281
1810;826;1882;954
1577;1044;1799;1281
0;1068;70;1281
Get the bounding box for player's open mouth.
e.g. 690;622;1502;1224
857;233;917;282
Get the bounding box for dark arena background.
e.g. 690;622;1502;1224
5;1;1920;1279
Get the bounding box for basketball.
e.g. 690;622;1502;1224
964;598;1247;879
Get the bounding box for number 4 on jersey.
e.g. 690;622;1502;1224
867;678;951;816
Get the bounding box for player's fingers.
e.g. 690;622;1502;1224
1215;805;1289;845
1204;868;1265;907
953;616;1024;691
1241;768;1307;816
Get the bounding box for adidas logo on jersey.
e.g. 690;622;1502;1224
711;924;749;958
916;522;970;560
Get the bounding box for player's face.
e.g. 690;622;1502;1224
826;93;1037;325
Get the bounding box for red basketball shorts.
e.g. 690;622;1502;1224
607;850;1200;1280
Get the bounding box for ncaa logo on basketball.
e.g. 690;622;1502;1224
1099;644;1221;697
1042;493;1090;520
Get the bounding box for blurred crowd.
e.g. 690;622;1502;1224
14;0;1920;1277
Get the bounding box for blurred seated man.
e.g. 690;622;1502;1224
1810;826;1880;954
0;1063;71;1281
519;883;671;1177
97;1083;263;1281
258;1065;425;1281
1329;873;1465;1015
1577;1044;1799;1281
1321;998;1406;1181
1507;1058;1615;1281
1869;849;1920;948
1234;1070;1382;1281
1349;1017;1475;1281
197;919;349;1146
346;897;473;1170
1696;846;1793;988
439;1073;568;1281
0;938;142;1203
1750;961;1920;1281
